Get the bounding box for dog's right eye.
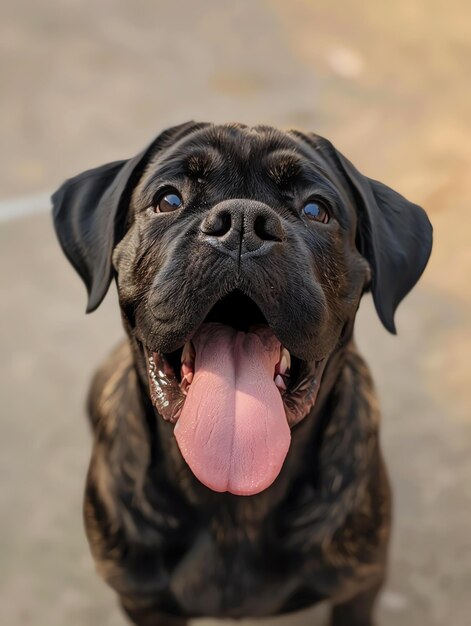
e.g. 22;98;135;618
155;190;183;213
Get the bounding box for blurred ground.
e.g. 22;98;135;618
1;1;470;625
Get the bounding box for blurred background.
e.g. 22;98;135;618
1;1;470;625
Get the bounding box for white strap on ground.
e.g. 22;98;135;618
0;192;51;222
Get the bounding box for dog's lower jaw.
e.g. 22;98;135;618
127;314;349;498
140;336;344;507
137;320;330;497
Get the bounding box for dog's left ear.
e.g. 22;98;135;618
312;137;433;334
335;150;432;333
52;121;207;313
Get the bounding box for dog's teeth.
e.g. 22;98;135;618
181;362;193;378
181;341;195;365
181;343;194;387
180;365;194;391
180;371;194;395
279;348;291;376
184;371;193;385
275;374;287;391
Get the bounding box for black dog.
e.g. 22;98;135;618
52;122;432;626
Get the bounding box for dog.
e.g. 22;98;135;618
52;122;432;626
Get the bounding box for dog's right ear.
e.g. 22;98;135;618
52;121;207;313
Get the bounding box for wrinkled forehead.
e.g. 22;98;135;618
139;124;344;194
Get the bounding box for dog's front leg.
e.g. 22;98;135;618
329;577;384;626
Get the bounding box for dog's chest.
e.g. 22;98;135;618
167;516;301;617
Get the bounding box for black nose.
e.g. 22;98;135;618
200;200;285;258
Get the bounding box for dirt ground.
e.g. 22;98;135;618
1;1;470;625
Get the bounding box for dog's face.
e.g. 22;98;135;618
52;122;432;496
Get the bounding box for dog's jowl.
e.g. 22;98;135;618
52;123;432;626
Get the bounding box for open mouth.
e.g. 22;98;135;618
145;290;325;496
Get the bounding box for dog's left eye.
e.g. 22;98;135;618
302;199;330;224
156;191;183;213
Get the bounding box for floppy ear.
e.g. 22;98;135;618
52;121;207;312
293;131;433;332
333;150;433;333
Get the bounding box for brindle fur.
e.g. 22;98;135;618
51;122;432;626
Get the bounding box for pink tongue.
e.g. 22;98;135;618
174;323;291;496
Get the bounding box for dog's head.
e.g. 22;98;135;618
52;122;432;496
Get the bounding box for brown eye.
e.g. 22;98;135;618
156;191;183;213
303;199;330;223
